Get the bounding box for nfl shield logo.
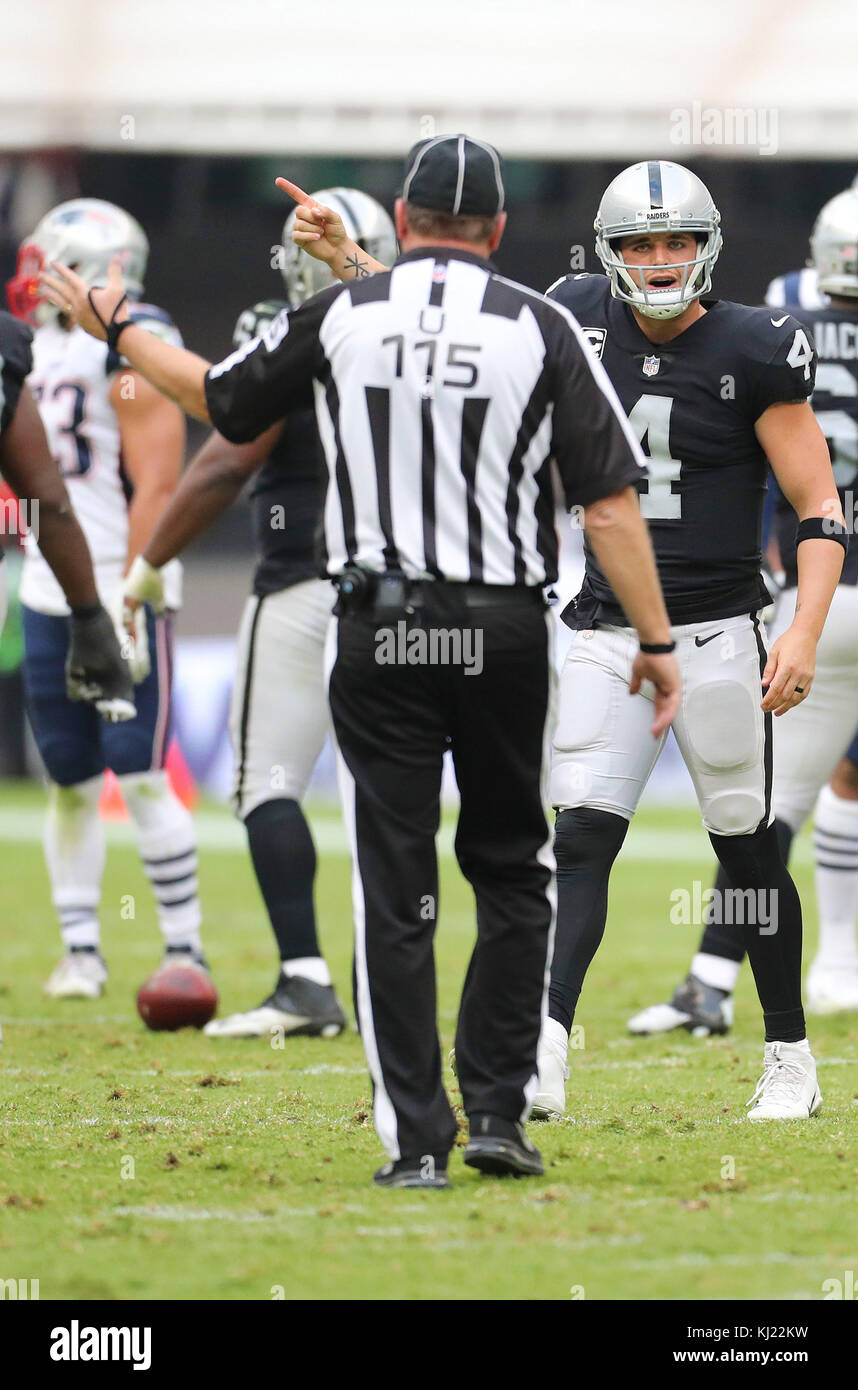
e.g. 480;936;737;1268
642;355;660;377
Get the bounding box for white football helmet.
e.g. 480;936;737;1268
595;161;722;320
810;188;858;299
7;198;149;326
281;188;396;305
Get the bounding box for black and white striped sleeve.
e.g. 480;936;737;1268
204;287;340;444
542;302;647;508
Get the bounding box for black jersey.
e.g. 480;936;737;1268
0;311;35;561
774;304;858;587
232;300;325;597
547;275;816;626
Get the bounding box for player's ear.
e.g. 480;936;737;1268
487;211;507;253
394;198;409;244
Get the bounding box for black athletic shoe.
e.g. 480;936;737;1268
373;1155;450;1189
204;974;347;1038
464;1114;544;1177
627;972;734;1037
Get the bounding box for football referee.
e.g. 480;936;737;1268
43;135;680;1190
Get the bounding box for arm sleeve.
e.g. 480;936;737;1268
204;296;327;444
0;312;34;433
543;302;648;508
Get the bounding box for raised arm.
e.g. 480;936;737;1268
276;178;389;283
40;260;213;422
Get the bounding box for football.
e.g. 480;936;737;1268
136;964;219;1032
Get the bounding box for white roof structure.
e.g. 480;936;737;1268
5;0;858;158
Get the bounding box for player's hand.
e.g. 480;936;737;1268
630;651;681;738
40;256;129;343
761;626;815;715
275;178;351;265
108;582;151;684
66;604;136;722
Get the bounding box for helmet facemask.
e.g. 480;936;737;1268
597;225;722;320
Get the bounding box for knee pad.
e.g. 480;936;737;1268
554;807;629;874
703;789;767;837
686;680;759;770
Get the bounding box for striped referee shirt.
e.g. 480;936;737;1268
205;248;646;586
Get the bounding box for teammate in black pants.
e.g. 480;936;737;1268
107;193;396;1040
533;160;847;1122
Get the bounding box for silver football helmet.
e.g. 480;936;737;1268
594;161;722;320
810;188;858;298
7;198;148;326
281;188;396;305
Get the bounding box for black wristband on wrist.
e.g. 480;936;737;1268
639;640;676;654
87;289;133;352
70;601;103;621
796;517;850;553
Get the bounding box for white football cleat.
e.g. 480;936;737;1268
531;1017;570;1119
44;950;108;999
806;960;858;1015
628;973;734;1037
746;1041;822;1121
204;976;346;1039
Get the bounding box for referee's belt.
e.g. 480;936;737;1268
333;568;547;617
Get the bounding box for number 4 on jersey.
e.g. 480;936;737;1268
627;394;682;519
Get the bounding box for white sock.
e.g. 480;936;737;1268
770;1037;810;1053
691;951;741;994
282;956;331;987
43;776;104;952
541;1015;569;1058
813;786;858;969
119;771;202;950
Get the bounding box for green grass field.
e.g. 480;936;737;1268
1;781;857;1302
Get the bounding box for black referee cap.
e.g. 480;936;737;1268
402;134;505;218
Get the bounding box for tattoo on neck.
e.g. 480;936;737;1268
344;252;371;279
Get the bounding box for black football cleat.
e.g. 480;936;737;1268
627;971;734;1037
464;1114;544;1177
204;973;347;1038
373;1155;451;1190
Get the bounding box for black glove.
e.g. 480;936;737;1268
66;603;136;723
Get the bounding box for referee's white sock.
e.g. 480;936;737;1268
813;786;858;969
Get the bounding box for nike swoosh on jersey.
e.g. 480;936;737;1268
770;315;789;327
694;631;724;647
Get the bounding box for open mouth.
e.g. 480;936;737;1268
645;273;679;289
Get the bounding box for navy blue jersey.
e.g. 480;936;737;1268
232;300;325;597
774;303;858;587
547;275;816;626
0;311;35;560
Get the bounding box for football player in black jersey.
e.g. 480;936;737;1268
630;182;858;1032
0;309;132;718
285;162;848;1120
114;191;397;1039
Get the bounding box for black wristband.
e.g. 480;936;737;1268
639;640;676;654
796;516;850;553
87;288;133;352
70;601;103;621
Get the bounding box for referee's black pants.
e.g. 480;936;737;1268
328;585;556;1162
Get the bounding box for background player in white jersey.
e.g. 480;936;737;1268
118;191;396;1040
629;183;858;1031
7;199;206;999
